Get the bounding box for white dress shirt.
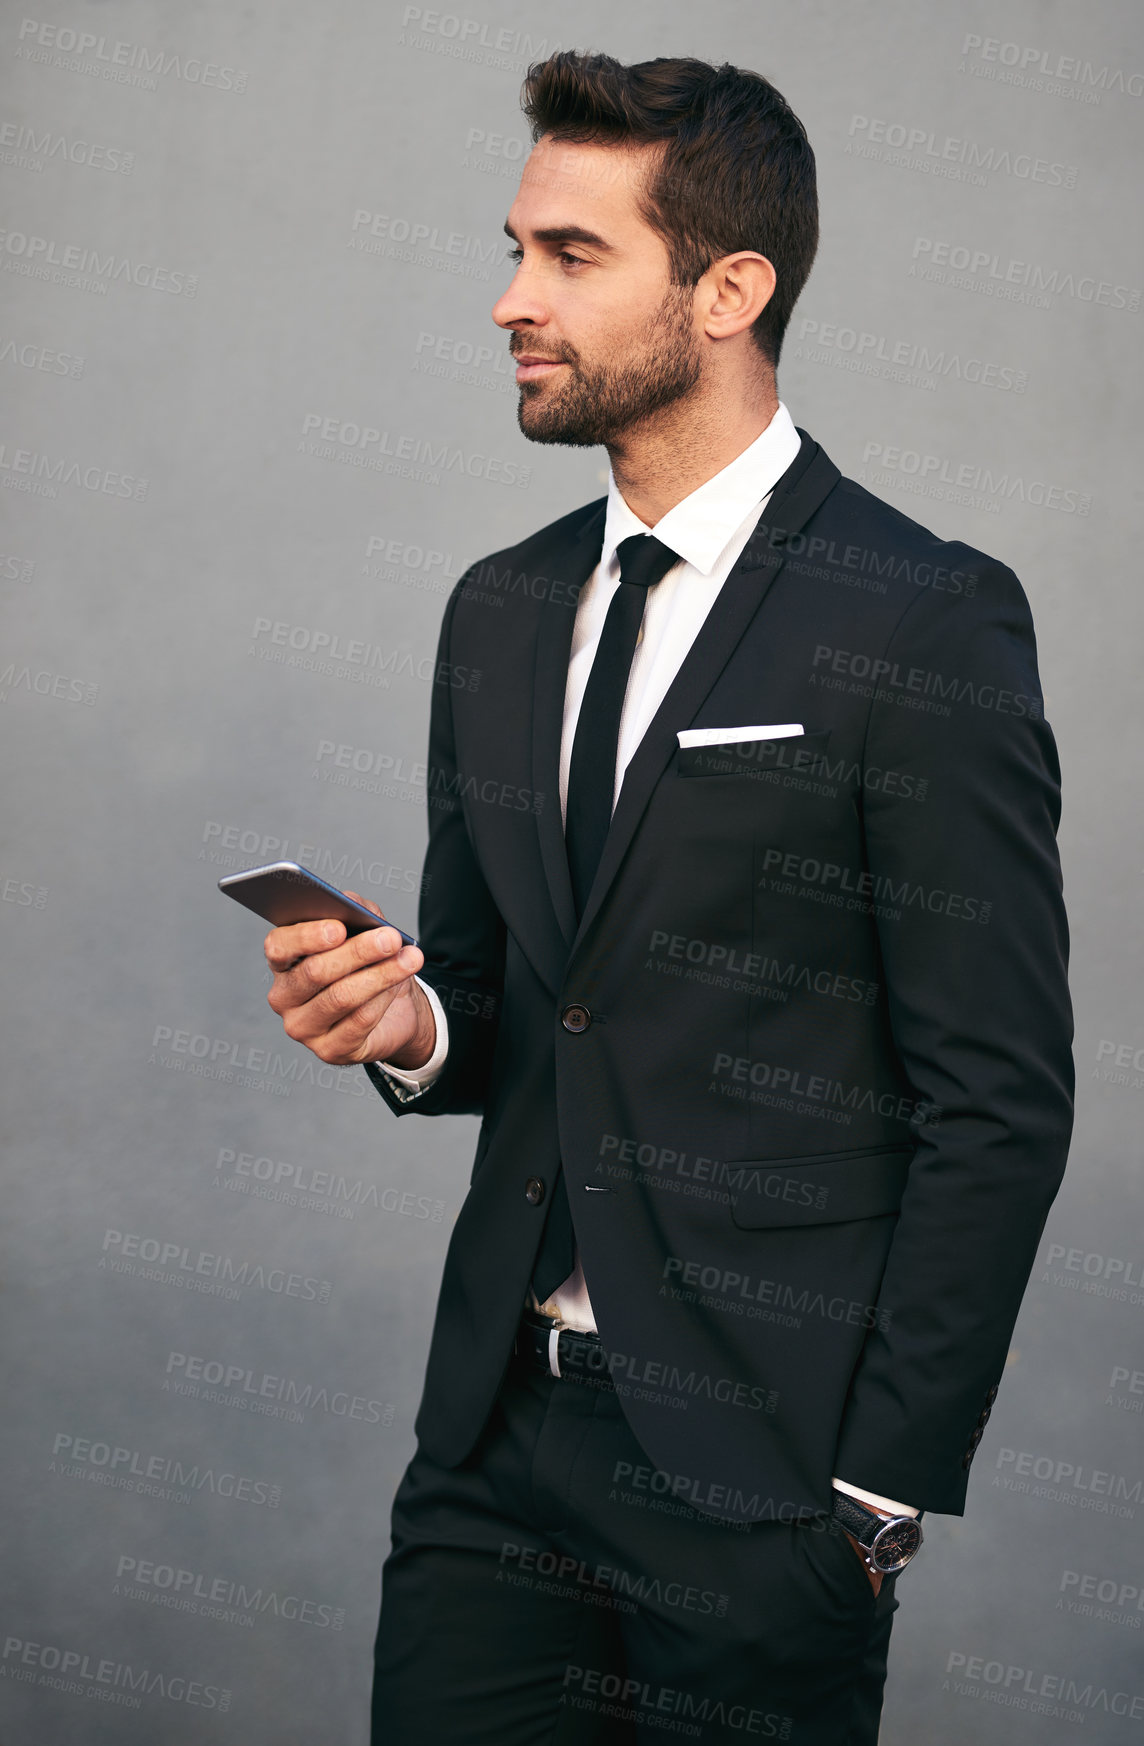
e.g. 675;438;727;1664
374;402;918;1519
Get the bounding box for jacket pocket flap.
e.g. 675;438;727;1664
727;1144;913;1229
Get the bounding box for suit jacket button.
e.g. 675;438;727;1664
986;1384;1000;1405
962;1449;974;1469
561;1003;592;1033
525;1177;546;1205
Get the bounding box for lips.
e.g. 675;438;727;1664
514;356;568;382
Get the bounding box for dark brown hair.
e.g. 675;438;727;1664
521;51;818;368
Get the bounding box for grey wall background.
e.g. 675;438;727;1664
1;1;1141;1739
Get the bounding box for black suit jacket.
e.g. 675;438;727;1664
366;431;1074;1520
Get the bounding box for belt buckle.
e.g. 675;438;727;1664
518;1306;565;1378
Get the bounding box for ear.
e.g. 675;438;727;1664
699;252;777;342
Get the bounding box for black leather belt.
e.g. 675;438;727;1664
514;1310;615;1386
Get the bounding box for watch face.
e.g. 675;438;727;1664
869;1518;922;1572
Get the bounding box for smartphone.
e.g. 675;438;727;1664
218;861;419;947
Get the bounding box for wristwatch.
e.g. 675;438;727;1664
830;1491;924;1574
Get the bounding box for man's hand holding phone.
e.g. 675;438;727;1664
264;890;436;1071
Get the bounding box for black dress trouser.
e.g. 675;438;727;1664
371;1347;899;1745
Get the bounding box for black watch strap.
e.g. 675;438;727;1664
830;1491;924;1573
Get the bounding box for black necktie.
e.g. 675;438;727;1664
564;533;680;919
530;532;679;1306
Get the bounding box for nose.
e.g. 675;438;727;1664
491;256;549;332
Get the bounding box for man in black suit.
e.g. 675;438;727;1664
264;52;1072;1745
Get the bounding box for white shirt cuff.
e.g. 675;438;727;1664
371;977;449;1092
832;1477;920;1518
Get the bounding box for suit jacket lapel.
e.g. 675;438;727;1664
525;431;841;977
530;501;606;953
569;431;841;955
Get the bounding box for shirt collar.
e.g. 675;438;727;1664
599;401;802;580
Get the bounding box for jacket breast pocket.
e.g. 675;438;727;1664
674;728;832;780
726;1143;914;1229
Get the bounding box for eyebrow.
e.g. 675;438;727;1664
503;220;615;252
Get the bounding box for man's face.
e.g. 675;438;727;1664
492;135;703;446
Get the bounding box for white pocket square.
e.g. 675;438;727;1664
677;723;804;748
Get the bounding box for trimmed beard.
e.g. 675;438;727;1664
515;283;702;447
